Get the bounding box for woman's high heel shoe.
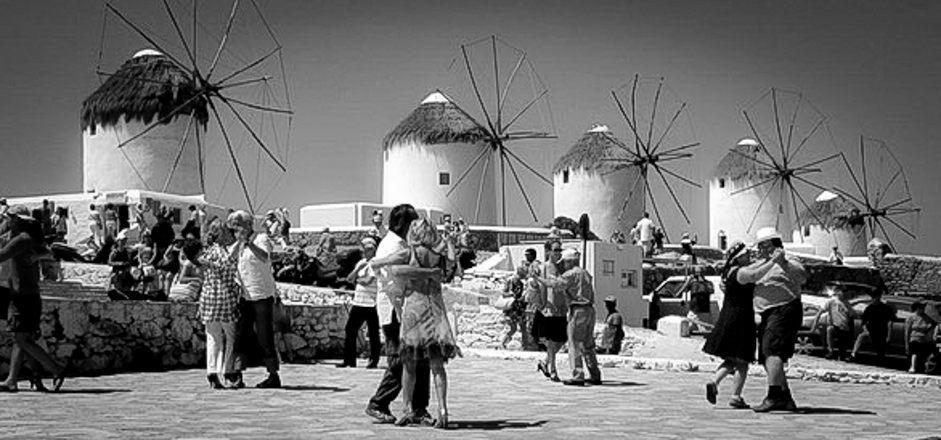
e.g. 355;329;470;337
52;362;71;392
433;410;449;430
29;377;49;393
207;374;225;390
537;361;551;378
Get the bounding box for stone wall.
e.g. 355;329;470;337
290;228;549;253
876;254;941;298
0;298;346;377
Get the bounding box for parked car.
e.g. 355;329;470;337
643;275;725;324
795;281;940;361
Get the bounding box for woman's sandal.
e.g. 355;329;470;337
394;411;418;427
537;361;551;378
433;410;449;430
30;377;49;393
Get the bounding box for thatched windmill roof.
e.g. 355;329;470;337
798;191;864;229
382;91;489;151
552;124;633;175
81;50;208;130
712;139;775;181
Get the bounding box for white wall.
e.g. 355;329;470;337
382;140;497;225
799;223;867;257
709;176;792;246
83;118;202;196
553;167;643;240
299;201;446;229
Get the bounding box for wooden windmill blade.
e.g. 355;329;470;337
95;0;293;214
444;36;556;226
731;87;844;239
608;74;702;236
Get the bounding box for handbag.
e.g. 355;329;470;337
493;295;515;311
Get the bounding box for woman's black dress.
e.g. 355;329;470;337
702;267;756;362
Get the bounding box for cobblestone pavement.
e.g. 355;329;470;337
0;356;939;440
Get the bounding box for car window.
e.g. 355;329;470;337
656;281;683;299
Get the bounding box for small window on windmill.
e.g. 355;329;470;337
718;178;726;189
563;170;570;183
804;225;811;237
779;205;784;214
439;172;450;186
171;207;182;225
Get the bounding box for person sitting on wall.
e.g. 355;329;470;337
680;232;697;264
107;230;139;300
828;246;844;265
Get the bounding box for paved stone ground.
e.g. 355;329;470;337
0;355;939;440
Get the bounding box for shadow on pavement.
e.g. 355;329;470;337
280;385;349;392
449;420;548;430
52;388;132;394
592;381;645;387
791;407;877;416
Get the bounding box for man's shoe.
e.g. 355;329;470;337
586;378;602;386
225;372;245;389
365;361;379;369
752;397;793;413
562;378;586;386
255;374;281;389
336;363;353;368
705;381;717;404
365;406;397;424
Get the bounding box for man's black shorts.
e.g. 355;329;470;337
758;299;802;364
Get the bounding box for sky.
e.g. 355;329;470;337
1;1;939;255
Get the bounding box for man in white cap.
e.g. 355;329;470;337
541;247;602;386
738;228;807;412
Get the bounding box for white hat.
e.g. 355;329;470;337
755;227;782;244
560;248;579;261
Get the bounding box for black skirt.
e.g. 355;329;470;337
538;316;568;343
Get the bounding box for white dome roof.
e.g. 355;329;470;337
737;138;759;147
815;190;840;202
587;124;610;133
421;91;450;105
133;49;163;58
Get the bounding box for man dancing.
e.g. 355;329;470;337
738;229;807;412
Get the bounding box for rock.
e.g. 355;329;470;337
284;333;308;350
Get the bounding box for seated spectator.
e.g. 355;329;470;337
169;239;203;302
133;246;164;300
905;299;938;374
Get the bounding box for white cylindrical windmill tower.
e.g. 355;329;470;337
796;191;867;257
382;91;496;224
553;124;642;240
709;138;787;246
81;49;207;196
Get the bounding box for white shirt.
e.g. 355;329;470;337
375;230;407;326
351;259;378;307
234;234;276;301
636;217;655;242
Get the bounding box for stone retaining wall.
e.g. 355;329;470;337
875;254;941;298
0;298;347;377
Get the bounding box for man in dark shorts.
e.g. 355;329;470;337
738;229;807;412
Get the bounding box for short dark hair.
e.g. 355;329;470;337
388;204;418;238
544;238;562;253
182;238;203;262
188;205;196;211
769;238;784;249
525;248;536;256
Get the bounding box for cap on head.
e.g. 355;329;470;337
755;227;782;244
560;248;579;261
361;236;377;247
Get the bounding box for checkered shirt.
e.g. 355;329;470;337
197;244;241;323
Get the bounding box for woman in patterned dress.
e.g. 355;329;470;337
197;219;241;389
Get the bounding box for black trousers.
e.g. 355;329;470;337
368;312;430;412
234;297;279;373
344;305;381;366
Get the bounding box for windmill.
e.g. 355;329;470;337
443;36;557;226
605;74;702;241
835;136;920;252
93;0;293;214
729;88;843;240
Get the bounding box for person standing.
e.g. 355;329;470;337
103;203;118;242
0;206;68;392
635;212;655;257
850;287;896;363
738;229;807;412
228;210;281;388
600;296;625;355
339;236;381;369
500;265;527;349
702;241;756;409
904;299;938;374
88;204;104;247
364;204;433;426
535;239;568;382
542;248;601;386
197;220;241;389
686;270;713;333
827;246;844;265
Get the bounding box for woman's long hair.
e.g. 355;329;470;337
721;241;748;283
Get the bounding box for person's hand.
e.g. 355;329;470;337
771;248;787;264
